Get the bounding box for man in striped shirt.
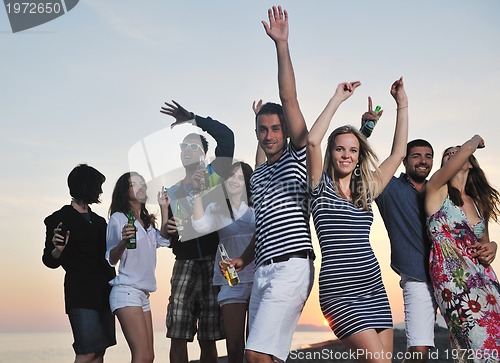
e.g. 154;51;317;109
232;6;314;363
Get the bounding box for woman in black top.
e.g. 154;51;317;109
42;164;116;363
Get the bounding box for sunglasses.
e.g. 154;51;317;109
180;143;203;152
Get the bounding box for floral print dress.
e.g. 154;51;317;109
428;196;500;362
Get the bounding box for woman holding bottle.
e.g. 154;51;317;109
307;78;408;362
191;162;255;363
106;172;171;363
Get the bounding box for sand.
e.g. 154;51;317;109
197;325;454;363
286;326;453;362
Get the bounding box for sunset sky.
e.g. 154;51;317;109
2;1;500;339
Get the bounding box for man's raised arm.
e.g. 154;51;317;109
262;5;307;148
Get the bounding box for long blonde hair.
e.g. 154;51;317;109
324;125;381;211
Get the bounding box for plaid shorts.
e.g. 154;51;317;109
166;258;224;341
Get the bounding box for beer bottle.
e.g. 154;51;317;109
198;156;210;191
175;202;184;238
126;211;137;249
219;243;240;287
360;105;382;138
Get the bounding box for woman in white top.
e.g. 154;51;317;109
106;172;170;363
192;162;255;363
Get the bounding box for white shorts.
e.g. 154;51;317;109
246;258;314;362
109;285;150;313
400;275;438;348
217;282;253;306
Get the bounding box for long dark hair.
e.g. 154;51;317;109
221;162;254;219
109;172;156;229
443;147;500;223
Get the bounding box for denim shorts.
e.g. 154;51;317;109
109;285;151;313
217;282;253;306
67;308;116;355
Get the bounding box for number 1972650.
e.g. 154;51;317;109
443;349;499;360
6;2;62;14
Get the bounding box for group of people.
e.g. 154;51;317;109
42;5;500;363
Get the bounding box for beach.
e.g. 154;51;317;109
202;326;453;363
286;326;453;363
0;330;330;363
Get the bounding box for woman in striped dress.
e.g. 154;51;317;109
307;78;408;362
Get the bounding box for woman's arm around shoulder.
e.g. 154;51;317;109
472;224;497;266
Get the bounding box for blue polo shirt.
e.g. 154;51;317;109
375;173;431;282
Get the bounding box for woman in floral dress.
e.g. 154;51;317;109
425;134;500;361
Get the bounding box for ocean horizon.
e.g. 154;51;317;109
0;329;334;363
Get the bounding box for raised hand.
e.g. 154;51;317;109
252;99;263;115
160;100;194;128
473;134;485;149
333;81;361;103
157;187;171;208
390;77;408;107
262;5;288;43
361;96;383;129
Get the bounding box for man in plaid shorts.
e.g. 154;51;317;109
160;100;234;363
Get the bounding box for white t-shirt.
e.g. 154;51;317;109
192;201;256;285
106;212;170;292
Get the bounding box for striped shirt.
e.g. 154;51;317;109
251;143;312;267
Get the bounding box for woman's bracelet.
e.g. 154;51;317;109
396;105;408;110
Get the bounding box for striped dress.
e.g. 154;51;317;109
310;172;392;339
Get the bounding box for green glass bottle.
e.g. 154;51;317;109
126;211;137;249
198;156;210;191
361;105;382;138
175;203;184;239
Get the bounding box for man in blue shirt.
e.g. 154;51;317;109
376;139;436;362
